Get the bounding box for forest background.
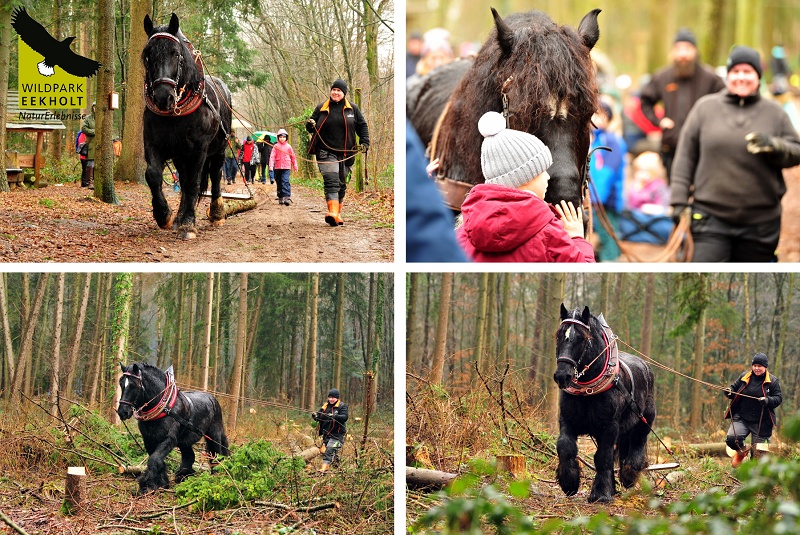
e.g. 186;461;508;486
0;272;394;429
407;0;800;90
0;0;394;200
407;272;798;436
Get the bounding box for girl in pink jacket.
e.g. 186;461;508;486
269;128;298;205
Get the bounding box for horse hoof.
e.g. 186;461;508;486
211;218;225;228
179;230;197;240
159;211;175;230
588;493;613;504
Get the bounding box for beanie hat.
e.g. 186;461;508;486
674;28;697;47
331;79;348;95
478;111;553;189
752;353;768;368
327;388;340;399
727;45;762;78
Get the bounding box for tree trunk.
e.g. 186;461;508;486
65;273;92;397
228;273;248;431
94;0;118;204
775;273;794;375
472;273;489;380
499;273;511;364
305;273;319;409
407;273;418;373
429;273;453;385
202;273;214;390
333;273;345;389
689;303;707;429
112;274;133;424
11;274;49;399
0;6;12;192
114;0;148;184
547;274;566;432
0;274;16;399
49;273;66;416
640;273;655;358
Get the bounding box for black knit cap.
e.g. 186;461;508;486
674;28;697;47
328;388;340;399
331;79;348;96
727;45;762;79
752;352;769;368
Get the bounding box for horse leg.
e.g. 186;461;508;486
144;149;173;229
620;400;655;488
137;437;176;494
589;428;618;503
555;427;581;496
207;152;226;226
173;159;202;239
175;444;196;483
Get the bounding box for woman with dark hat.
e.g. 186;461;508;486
311;388;348;473
306;79;370;227
723;352;782;467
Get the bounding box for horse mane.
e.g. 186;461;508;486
141;25;204;90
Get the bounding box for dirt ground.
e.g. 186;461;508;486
0;180;394;263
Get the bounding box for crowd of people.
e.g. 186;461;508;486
407;25;800;263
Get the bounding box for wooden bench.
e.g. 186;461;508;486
4;150;35;188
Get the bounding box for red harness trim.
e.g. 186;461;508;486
144;79;206;117
136;372;178;421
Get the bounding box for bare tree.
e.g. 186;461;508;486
305;273;320;409
202;273;214;390
429;273;453;385
0;6;12;192
228;273;248;431
49;274;66;416
93;0;118;203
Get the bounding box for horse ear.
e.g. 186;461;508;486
581;306;592;324
490;7;514;57
560;303;569;320
577;9;601;50
120;361;126;373
168;13;179;35
143;14;153;36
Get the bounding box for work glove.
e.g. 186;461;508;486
670;204;689;227
746;132;780;154
360;143;369;153
723;387;734;399
306;118;316;129
759;397;769;406
311;412;319;421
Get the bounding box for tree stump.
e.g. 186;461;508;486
64;466;86;512
496;454;526;478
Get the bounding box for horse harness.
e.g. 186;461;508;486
557;314;649;423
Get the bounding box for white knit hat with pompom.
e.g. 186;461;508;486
478;111;553;189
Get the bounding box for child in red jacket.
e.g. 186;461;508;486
456;111;595;262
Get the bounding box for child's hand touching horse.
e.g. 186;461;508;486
555;200;585;238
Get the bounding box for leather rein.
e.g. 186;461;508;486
144;32;206;117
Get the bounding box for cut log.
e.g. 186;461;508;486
687;443;728;455
64;467;86;511
118;465;144;476
496;455;526;478
222;198;258;217
406;467;458;491
298;446;321;462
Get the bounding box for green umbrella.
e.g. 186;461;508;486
253;131;277;143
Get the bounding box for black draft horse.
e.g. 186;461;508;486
553;305;656;503
117;362;229;494
407;8;600;211
142;13;232;239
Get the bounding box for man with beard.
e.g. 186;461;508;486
640;29;724;181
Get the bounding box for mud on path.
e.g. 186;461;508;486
0;180;394;263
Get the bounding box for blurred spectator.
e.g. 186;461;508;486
622;87;663;156
640;28;724;181
407;28;454;89
626;151;669;215
406;31;423;79
406;121;468;262
770;45;790;83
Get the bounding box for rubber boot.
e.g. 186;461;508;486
325;200;339;227
86;165;94;188
731;448;749;468
335;200;344;225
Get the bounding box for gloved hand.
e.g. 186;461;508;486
360;143;369;153
671;204;688;226
306;118;316;128
311;412;319;421
722;387;735;399
746;132;777;154
759;397;769;406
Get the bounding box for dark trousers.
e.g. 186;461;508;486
274;168;291;199
321;433;345;464
224;157;238;182
690;211;780;262
243;162;257;183
316;150;350;202
259;161;268;183
726;415;768;453
660;148;674;183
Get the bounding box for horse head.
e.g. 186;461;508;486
430;8;600;210
142;13;201;113
117;362;146;420
553;304;596;390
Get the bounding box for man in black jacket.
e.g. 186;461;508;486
724;352;782;467
640;28;724;180
312;388;348;473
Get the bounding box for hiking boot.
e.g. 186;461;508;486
732;448;749;468
283;198;292;206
